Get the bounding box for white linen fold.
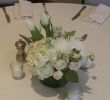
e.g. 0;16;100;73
84;4;110;24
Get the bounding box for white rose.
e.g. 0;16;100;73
54;59;67;70
69;62;81;71
53;71;63;80
41;13;50;25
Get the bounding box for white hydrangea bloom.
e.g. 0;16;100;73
26;38;58;79
53;71;63;80
37;63;54;80
29;65;38;76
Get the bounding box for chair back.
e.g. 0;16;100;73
0;0;18;6
85;0;110;6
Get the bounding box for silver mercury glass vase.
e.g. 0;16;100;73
15;39;26;63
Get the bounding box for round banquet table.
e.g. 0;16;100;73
0;3;110;100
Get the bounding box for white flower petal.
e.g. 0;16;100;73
54;38;70;52
69;62;81;71
41;13;50;25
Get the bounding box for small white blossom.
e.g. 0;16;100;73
53;71;63;80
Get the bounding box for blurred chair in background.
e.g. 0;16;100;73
0;0;85;6
29;0;50;3
85;0;110;6
30;0;83;4
0;0;18;6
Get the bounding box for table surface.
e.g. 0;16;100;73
0;3;110;100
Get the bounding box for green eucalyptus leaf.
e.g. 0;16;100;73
40;20;49;36
65;31;75;39
49;21;54;37
80;67;88;72
19;34;33;44
40;20;54;38
80;34;87;41
64;68;79;83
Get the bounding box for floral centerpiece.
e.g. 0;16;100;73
19;13;94;88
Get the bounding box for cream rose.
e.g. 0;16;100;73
53;71;63;80
54;59;67;70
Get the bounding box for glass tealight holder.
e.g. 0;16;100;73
10;60;25;80
67;83;82;100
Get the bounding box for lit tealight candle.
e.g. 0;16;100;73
67;83;81;100
68;90;80;100
10;60;24;79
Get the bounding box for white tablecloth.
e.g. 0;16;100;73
0;3;110;100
